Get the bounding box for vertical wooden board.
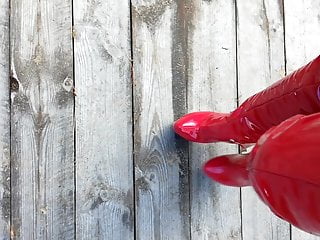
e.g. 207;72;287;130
188;1;241;239
74;0;134;239
285;1;320;239
237;1;290;239
292;226;320;240
132;0;190;239
10;0;74;239
0;0;10;238
284;0;320;74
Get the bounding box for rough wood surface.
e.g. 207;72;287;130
73;0;134;239
237;1;290;239
0;0;10;238
188;1;241;239
1;0;319;239
285;1;320;239
132;0;190;239
10;0;74;239
284;0;320;74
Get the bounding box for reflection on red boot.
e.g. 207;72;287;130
174;112;232;143
203;113;320;236
203;154;250;187
174;55;320;144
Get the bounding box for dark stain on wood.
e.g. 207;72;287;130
124;190;134;231
7;0;75;238
90;196;104;210
228;229;241;239
171;1;194;239
133;0;195;238
10;76;19;91
0;164;10;222
136;177;150;192
261;0;272;80
82;0;102;24
122;211;131;229
278;0;284;19
97;44;114;63
85;180;133;231
132;0;173;33
89;184;128;208
0;5;10;236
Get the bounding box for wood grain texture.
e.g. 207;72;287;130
188;1;241;239
10;0;74;239
284;0;320;74
132;0;190;239
3;1;319;239
0;0;10;238
74;0;134;239
237;1;290;239
285;1;320;239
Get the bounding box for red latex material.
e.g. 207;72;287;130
174;55;320;144
203;114;320;235
203;154;250;187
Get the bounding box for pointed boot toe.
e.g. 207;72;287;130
173;111;229;143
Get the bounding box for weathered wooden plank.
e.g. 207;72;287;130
188;1;241;239
237;1;290;239
285;1;320;239
10;0;74;239
0;0;10;239
284;0;320;74
292;227;320;240
73;1;134;239
132;0;190;239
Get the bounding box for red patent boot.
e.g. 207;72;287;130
203;113;320;235
174;55;320;144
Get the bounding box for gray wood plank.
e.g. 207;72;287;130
188;1;242;239
132;0;190;239
0;0;10;239
73;0;134;239
285;1;320;238
10;0;74;239
236;1;290;239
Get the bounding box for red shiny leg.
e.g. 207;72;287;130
203;113;320;236
203;154;250;187
174;55;320;144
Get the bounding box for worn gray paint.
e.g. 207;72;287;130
73;0;134;239
0;0;10;239
10;0;74;239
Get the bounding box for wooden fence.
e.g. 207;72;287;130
0;0;320;239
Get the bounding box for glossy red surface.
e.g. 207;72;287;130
203;114;320;235
251;171;320;235
174;56;320;235
250;114;320;187
173;112;232;143
174;55;320;144
203;154;250;187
